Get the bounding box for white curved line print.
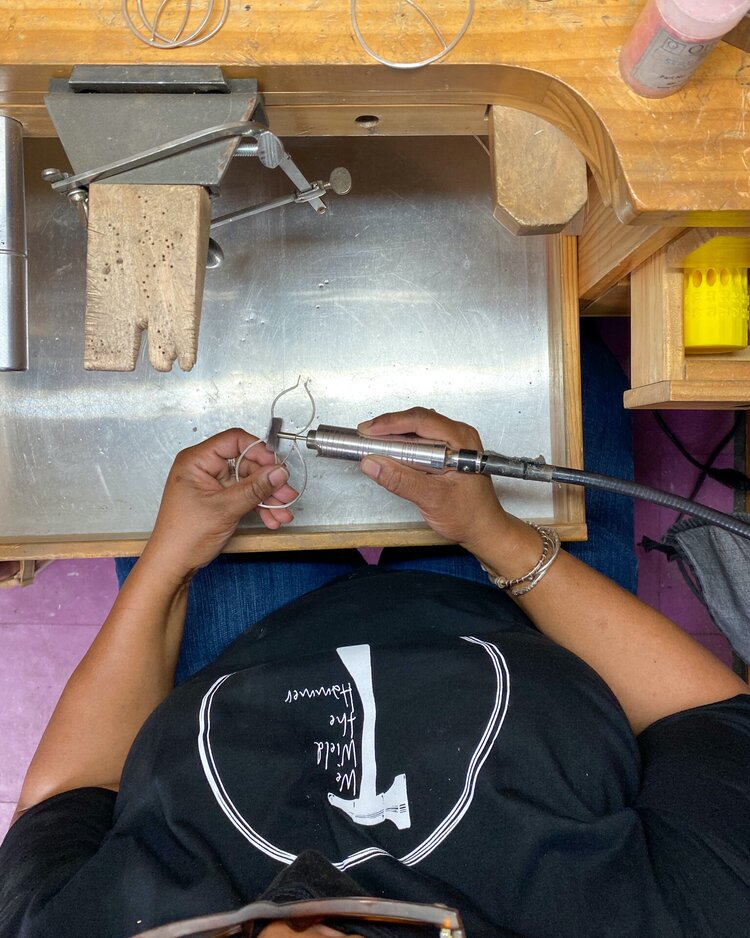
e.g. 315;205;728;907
197;637;510;871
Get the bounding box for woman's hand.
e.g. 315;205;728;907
143;428;299;583
357;407;509;552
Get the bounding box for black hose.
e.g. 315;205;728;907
550;467;750;541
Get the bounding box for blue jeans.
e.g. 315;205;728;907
117;321;635;683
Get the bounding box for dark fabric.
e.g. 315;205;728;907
0;788;116;937
566;319;636;593
635;698;750;937
2;572;748;938
664;512;750;663
253;850;428;938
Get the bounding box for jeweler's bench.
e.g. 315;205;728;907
1;1;749;567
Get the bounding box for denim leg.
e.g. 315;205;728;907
566;320;636;593
115;550;363;683
380;321;636;593
378;545;488;585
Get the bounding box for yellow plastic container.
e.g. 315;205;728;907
683;240;749;354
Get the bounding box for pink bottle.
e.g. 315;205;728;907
620;0;750;98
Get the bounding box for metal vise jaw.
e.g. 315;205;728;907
44;66;264;372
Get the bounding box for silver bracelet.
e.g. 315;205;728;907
480;522;561;598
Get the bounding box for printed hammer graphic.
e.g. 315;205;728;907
328;645;411;830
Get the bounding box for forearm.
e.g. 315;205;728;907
14;428;294;820
17;548;189;811
467;515;748;734
356;407;748;733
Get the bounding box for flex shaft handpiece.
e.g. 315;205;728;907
275;424;555;481
272;423;750;541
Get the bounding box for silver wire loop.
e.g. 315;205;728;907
234;437;307;511
350;0;474;70
121;0;230;49
234;377;315;511
270;375;316;433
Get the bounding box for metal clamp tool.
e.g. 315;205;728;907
42;66;352;252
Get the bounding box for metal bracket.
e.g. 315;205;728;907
210;166;353;230
45;67;264;189
44;123;342;219
42;66;353;258
42;121;352;237
45;120;270;195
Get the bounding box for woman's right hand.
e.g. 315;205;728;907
144;428;298;584
357;407;510;553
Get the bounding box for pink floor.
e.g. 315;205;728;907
0;405;740;842
0;559;119;838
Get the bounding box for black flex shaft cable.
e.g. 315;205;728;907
679;417;741;523
653;411;735;477
549;466;750;541
654;411;750;495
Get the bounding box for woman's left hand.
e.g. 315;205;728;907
143;428;298;583
357;407;508;553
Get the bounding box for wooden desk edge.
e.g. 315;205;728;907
0;522;589;562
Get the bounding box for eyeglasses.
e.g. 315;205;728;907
133;897;466;938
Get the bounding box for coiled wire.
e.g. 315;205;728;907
235;377;315;510
351;0;474;69
122;0;229;48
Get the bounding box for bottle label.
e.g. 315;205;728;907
631;28;719;91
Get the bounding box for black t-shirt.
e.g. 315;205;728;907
2;570;749;937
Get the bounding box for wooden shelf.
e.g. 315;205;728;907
626;229;750;410
624;380;750;410
577;176;684;304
